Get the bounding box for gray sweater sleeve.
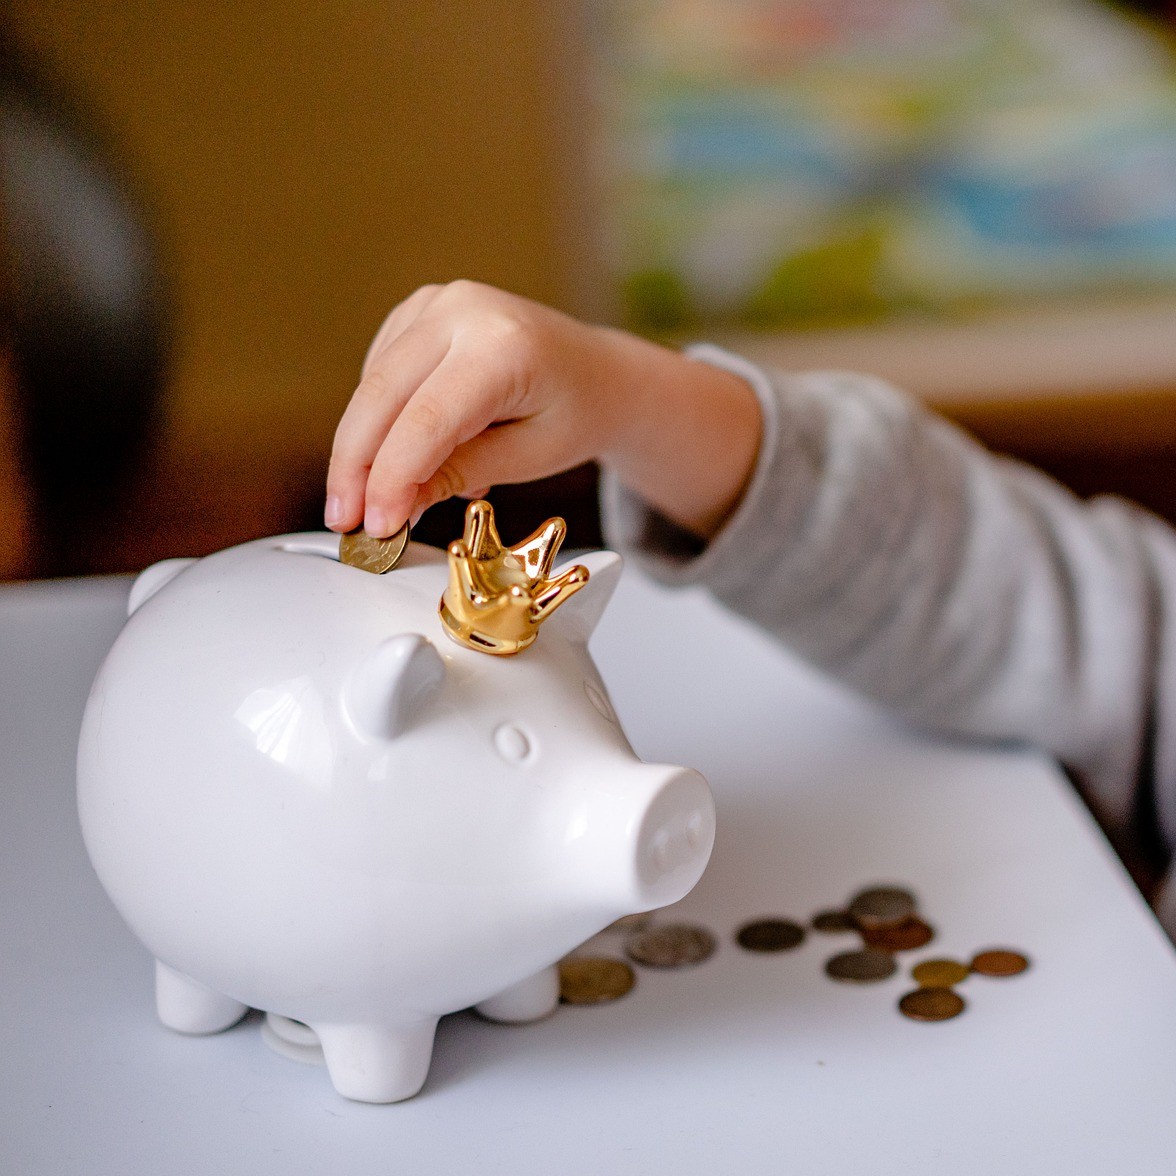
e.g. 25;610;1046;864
600;345;1176;914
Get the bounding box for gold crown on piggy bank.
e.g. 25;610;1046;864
439;500;589;656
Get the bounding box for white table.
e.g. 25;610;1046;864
4;567;1176;1174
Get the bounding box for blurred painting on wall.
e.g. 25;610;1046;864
595;0;1176;331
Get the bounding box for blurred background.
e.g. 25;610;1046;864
4;0;1176;580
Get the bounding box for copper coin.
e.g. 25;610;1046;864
911;958;971;988
899;987;966;1022
971;949;1030;977
605;913;652;935
824;948;897;984
625;923;716;969
811;909;856;933
735;918;806;953
848;887;917;930
339;522;411;574
861;917;935;952
558;957;636;1005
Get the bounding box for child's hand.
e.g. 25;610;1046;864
325;281;761;541
326;282;625;537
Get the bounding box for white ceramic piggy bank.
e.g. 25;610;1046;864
77;504;714;1103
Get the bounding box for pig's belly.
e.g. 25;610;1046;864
79;728;599;1023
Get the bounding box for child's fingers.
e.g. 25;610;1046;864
324;285;446;531
361;349;521;535
360;284;444;377
409;417;573;521
409;430;519;519
326;325;454;530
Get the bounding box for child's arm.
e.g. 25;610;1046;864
325;281;762;541
329;281;1176;923
602;344;1176;902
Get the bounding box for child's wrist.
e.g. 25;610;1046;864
598;333;762;540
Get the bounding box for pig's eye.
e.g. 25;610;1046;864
584;681;617;725
494;723;534;764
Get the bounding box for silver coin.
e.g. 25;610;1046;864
825;948;898;984
847;886;917;930
625;923;716;969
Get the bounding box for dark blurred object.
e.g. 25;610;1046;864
0;27;170;578
1118;1;1176;21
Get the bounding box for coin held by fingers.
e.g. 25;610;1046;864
339;523;412;574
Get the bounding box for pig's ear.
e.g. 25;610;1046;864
127;558;198;616
345;634;446;740
546;550;623;644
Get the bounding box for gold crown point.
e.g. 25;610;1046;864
439;500;589;656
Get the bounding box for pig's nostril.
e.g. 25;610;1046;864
686;812;705;848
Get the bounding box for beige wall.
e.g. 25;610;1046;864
8;1;596;480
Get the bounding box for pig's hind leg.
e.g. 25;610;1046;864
155;960;248;1034
316;1019;439;1103
475;964;559;1023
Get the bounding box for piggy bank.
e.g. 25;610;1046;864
77;504;714;1103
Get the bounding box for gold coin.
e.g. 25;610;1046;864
899;987;966;1022
848;887;917;930
811;909;856;933
970;949;1030;977
911;958;971;988
824;948;897;984
861;917;935;952
338;522;411;574
735;918;806;953
625;923;716;969
558;957;636;1005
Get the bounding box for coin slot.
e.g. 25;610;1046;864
276;536;342;561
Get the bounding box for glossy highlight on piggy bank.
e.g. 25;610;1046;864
76;504;715;1103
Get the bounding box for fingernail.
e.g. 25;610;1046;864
409;505;425;528
365;506;389;537
324;495;343;528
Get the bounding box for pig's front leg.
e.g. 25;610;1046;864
474;964;559;1023
155;960;248;1034
315;1019;439;1103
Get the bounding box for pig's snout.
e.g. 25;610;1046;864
631;767;714;910
565;764;714;916
561;764;714;916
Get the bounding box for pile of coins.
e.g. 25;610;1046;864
557;914;718;1007
730;886;933;985
557;888;1031;1022
898;948;1031;1021
733;885;1031;1023
817;885;934;987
